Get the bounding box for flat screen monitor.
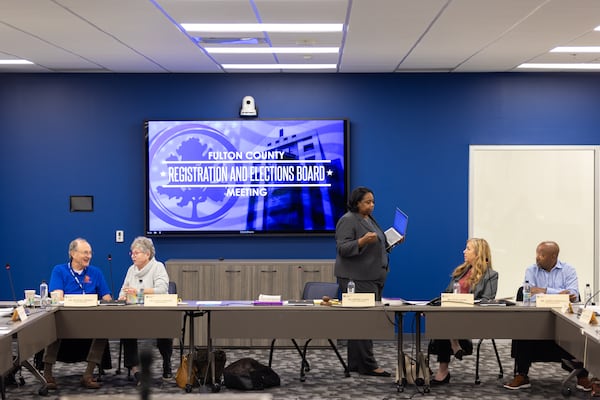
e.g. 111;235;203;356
145;119;349;236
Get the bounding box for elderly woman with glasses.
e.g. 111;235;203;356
118;236;173;383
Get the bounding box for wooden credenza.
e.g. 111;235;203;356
166;259;335;347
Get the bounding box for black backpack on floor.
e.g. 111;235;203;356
223;358;280;390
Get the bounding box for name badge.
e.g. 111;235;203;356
535;293;570;309
143;294;178;307
342;293;375;307
13;306;28;322
441;293;474;307
579;308;598;325
63;294;98;307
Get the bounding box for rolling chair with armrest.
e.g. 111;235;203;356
474;270;504;384
474;337;503;384
512;286;585;396
268;282;350;382
428;296;503;383
436;325;504;384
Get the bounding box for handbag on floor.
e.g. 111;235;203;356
403;354;425;385
175;354;197;389
176;347;226;388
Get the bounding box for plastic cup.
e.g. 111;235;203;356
24;289;36;307
50;290;60;305
126;292;137;305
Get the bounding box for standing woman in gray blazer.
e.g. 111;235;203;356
335;186;392;377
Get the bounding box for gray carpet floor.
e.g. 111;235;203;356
3;338;593;399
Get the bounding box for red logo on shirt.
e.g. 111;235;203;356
83;275;91;283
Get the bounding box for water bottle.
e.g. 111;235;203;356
453;279;460;294
523;280;531;306
40;280;48;308
584;283;593;304
137;279;144;304
347;279;355;294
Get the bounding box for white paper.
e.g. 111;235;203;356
0;307;14;317
258;294;281;302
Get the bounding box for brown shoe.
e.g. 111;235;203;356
592;379;600;397
80;375;101;389
44;375;57;390
577;376;593;391
503;374;531;390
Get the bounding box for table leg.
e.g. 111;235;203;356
396;311;407;392
415;312;430;392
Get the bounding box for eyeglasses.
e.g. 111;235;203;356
130;250;146;257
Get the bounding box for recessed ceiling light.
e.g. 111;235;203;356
550;46;600;53
206;47;339;54
518;63;600;70
196;37;266;45
222;64;337;70
0;59;33;65
182;23;343;33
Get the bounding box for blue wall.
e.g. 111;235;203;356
1;72;599;302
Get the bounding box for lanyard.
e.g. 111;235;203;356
68;263;86;294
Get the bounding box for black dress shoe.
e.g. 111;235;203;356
431;372;451;385
363;370;391;377
133;372;141;387
454;349;465;360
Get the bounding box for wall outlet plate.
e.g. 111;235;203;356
115;230;124;243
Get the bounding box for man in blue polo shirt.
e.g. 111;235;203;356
43;238;112;390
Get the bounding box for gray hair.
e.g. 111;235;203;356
130;236;155;259
68;238;89;257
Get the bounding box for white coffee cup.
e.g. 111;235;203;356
24;289;36;307
50;290;61;305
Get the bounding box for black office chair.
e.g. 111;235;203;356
474;338;503;384
268;282;350;382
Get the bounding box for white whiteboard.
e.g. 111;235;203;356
469;145;598;299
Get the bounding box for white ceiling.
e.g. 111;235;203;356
2;0;600;73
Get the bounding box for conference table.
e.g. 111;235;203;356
0;334;12;400
0;334;12;377
3;301;600;396
194;302;600;392
0;306;57;398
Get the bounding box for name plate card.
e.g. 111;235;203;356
579;308;599;325
562;303;574;314
13;306;28;322
63;294;98;307
535;293;570;309
143;294;178;307
441;293;474;307
342;293;375;307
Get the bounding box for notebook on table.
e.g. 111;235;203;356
384;207;408;250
